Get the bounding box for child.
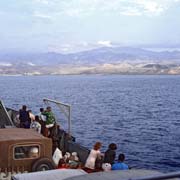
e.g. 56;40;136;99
112;153;129;170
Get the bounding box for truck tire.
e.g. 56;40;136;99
31;157;55;172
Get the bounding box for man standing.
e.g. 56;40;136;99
38;108;46;121
42;106;56;137
19;105;31;128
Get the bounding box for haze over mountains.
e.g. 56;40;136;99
0;46;180;75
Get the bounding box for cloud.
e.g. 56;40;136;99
0;62;12;67
134;0;165;16
33;0;50;5
121;7;142;16
30;0;180;18
47;40;117;53
48;42;91;53
97;41;113;47
27;62;36;66
64;0;180;17
33;11;52;20
64;9;83;17
48;40;114;53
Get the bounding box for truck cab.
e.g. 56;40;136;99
0;128;55;174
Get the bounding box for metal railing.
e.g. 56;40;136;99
0;99;14;127
43;98;71;135
131;171;180;180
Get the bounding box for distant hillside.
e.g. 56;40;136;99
0;46;180;75
0;46;180;66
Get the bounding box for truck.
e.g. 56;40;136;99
0;99;89;179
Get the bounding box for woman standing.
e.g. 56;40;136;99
85;142;102;170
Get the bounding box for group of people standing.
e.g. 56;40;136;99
84;142;128;172
18;105;56;137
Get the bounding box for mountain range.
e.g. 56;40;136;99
0;47;180;75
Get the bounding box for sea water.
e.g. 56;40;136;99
0;75;180;172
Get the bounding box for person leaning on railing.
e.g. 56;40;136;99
42;106;56;137
84;142;103;173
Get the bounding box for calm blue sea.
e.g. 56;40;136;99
1;75;180;172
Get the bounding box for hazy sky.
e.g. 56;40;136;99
0;0;180;53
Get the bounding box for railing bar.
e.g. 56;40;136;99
131;171;180;180
43;98;70;108
43;98;71;135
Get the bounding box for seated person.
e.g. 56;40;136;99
29;147;39;158
111;153;129;170
58;159;68;169
68;152;79;169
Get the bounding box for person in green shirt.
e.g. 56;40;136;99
42;106;56;137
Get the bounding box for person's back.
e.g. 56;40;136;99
28;110;35;122
103;143;117;165
42;107;55;126
37;113;46;135
111;153;129;170
19;105;30;128
111;162;128;170
19;109;29;122
42;107;56;137
39;108;46;121
30;116;41;134
104;149;115;164
85;142;102;170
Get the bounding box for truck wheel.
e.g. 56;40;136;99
32;157;55;172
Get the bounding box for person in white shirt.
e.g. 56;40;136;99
28;110;35;122
30;115;41;134
38;108;46;121
85;142;103;170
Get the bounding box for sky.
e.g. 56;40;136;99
0;0;180;53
